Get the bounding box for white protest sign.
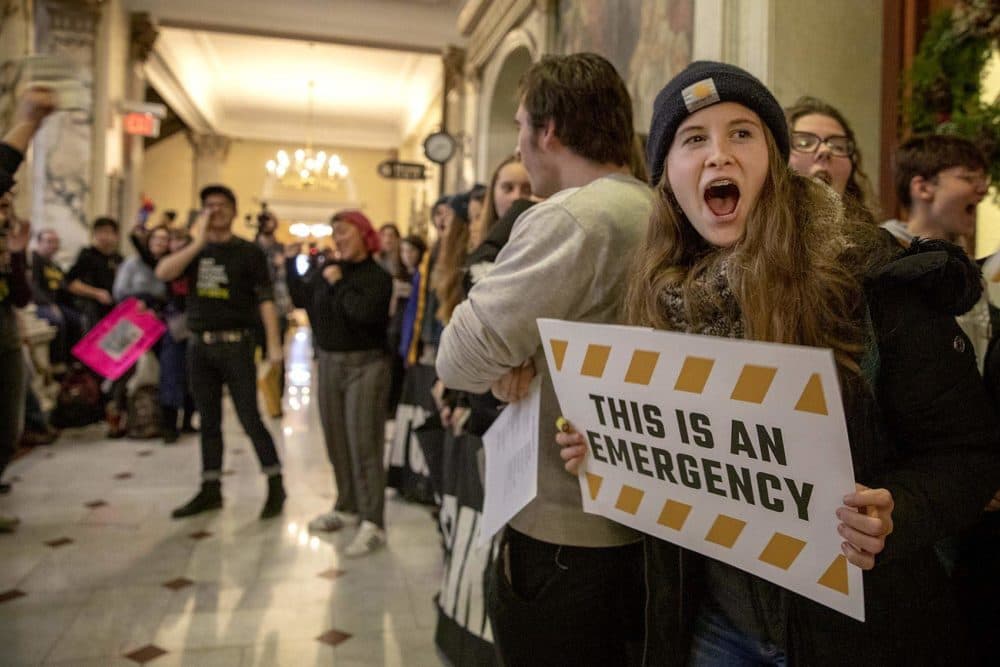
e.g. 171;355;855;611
478;378;541;547
538;318;865;621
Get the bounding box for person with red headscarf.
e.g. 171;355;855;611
286;209;394;556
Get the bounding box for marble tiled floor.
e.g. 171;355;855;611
0;329;445;666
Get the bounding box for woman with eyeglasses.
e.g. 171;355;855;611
786;97;877;220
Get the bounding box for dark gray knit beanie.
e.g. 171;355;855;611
646;61;789;187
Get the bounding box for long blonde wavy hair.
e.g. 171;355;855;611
626;125;887;374
431;211;470;324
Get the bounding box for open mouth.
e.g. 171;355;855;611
966;202;978;216
812;170;832;185
704;179;740;217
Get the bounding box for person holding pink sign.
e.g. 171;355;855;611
156;184;286;521
558;62;999;665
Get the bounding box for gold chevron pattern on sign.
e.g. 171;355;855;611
730;365;778;404
674;356;715;393
818;554;850;594
758;532;808;570
585;472;603;501
550;339;568;372
615;485;645;514
624;350;660;385
657;499;693;530
552;336;851;597
547;340;828;415
580;344;612;377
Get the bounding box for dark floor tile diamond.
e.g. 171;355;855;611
317;568;345;580
0;589;26;603
43;452;54;459
114;472;133;480
84;500;107;509
221;469;236;476
137;450;153;457
161;577;194;591
9;475;21;482
316;628;352;646
188;530;212;540
44;537;73;548
123;644;168;663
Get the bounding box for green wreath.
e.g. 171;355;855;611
906;0;999;198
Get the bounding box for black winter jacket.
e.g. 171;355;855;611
643;236;1000;666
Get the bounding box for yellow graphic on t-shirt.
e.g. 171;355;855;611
44;264;64;291
196;257;230;299
0;277;8;301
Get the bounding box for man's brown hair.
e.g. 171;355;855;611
519;52;634;166
894;134;986;208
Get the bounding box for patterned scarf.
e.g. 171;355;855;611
656;256;745;339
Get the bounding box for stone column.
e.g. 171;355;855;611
31;0;101;261
119;11;157;229
187;131;231;203
442;46;467;193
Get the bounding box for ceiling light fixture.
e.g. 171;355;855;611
265;80;349;190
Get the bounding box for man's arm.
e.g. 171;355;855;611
436;204;595;393
259;299;282;363
156;211;207;281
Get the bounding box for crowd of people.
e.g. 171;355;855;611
1;51;999;665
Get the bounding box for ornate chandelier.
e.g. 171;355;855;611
264;80;349;190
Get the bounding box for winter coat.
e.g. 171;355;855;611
643;232;1000;666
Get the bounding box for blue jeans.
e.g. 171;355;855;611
689;608;787;667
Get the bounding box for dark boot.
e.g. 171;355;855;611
260;474;286;519
171;480;222;519
161;406;179;444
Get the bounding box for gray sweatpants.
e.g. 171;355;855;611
316;348;390;527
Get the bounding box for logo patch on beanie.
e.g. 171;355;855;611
682;78;720;113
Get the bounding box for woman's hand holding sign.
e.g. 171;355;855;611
555;418;587;474
837;484;894;570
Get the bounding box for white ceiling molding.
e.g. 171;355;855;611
146;27;443;148
143;49;214;134
124;0;463;54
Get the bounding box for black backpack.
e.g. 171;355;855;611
50;366;103;428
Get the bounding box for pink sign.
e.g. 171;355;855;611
72;298;166;380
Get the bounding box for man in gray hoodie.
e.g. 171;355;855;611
436;53;653;665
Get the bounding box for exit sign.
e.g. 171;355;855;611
123;112;160;137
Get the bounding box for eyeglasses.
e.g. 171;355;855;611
790;131;855;158
944;171;991;190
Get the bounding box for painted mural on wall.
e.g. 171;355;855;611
559;0;693;135
31;1;97;258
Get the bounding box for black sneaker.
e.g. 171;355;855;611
259;475;286;519
163;429;179;445
171;482;222;519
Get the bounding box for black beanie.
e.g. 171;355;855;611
646;61;789;187
448;192;472;224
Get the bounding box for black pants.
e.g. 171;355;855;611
187;337;280;480
487;527;646;667
0;347;26;480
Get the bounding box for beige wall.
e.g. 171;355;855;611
142;134;399;239
977;50;999;261
770;0;883;204
222;140;398;237
394;90;443;239
142;131;195;224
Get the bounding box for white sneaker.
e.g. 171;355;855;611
344;520;385;557
307;510;360;533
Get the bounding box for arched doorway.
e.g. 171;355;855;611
481;45;533;179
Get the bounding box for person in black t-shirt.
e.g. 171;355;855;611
156;184;285;520
31;228;83;366
66;217;122;328
0;85;55;533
